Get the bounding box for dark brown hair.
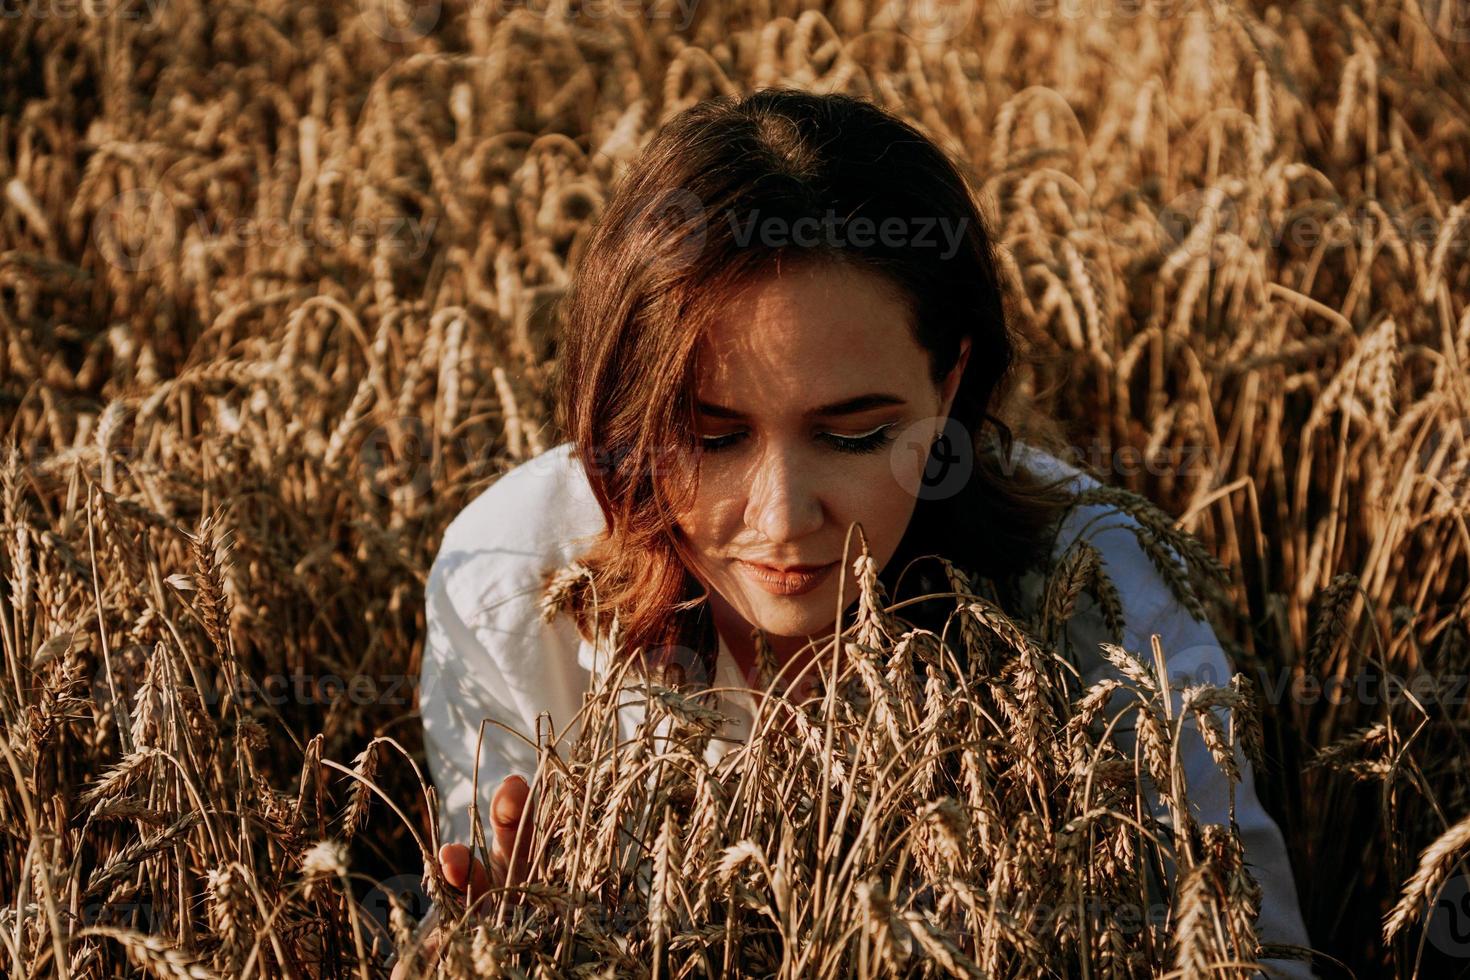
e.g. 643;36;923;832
543;88;1078;676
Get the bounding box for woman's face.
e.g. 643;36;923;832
674;258;971;665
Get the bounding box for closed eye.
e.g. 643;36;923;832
699;424;898;456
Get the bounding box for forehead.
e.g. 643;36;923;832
694;260;922;393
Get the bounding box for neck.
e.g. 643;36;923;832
707;593;843;696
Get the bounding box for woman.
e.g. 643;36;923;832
401;89;1315;978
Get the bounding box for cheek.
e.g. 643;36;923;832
674;482;741;548
828;473;916;543
678;456;915;546
864;485;918;541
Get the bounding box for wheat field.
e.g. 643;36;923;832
1;0;1468;976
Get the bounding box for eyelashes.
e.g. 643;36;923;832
698;424;898;456
824;424;898;455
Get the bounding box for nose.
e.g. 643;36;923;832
745;443;825;544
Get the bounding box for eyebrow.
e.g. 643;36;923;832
696;393;906;419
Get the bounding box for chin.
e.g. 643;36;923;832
745;604;834;641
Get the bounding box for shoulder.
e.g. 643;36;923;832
1006;439;1098;497
1009;441;1191;634
419;444;608;837
428;441;606;626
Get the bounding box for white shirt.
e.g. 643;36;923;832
419;440;1316;978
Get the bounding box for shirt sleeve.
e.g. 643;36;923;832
1059;508;1318;980
419;448;603;848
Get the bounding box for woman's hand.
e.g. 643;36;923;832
389;774;535;978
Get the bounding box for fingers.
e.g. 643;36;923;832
437;841;491;906
431;774;533;921
406;827;513;980
490;774;534;887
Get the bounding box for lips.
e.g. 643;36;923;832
746;561;832;573
737;559;839;596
